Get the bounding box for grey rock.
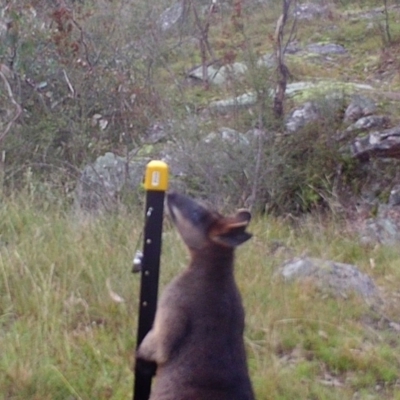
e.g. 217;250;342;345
209;82;317;112
345;6;393;22
257;53;276;69
208;81;374;113
285;41;302;54
306;43;347;55
204;127;249;145
145;121;173;144
157;2;185;32
279;257;380;301
244;127;271;139
209;92;258;112
188;65;220;83
344;95;377;122
293;3;330;20
285;101;320;132
75;152;149;213
389;184;400;207
358;186;400;245
257;46;300;69
351;125;400;160
360;209;400;246
188;62;247;85
345;115;390;132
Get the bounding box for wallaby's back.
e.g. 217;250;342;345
136;192;255;400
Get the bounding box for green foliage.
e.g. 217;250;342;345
1;1;165;187
1;0;400;214
262;104;347;213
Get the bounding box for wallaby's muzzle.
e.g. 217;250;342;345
166;192;211;226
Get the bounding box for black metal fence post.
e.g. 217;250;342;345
133;160;168;400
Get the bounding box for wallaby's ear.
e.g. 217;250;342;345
210;209;252;247
231;209;252;227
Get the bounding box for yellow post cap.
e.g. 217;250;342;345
144;160;169;191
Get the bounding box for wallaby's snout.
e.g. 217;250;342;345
166;192;212;228
166;192;252;249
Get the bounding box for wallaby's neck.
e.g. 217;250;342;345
189;245;235;278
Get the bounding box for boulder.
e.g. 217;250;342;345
257;53;277;69
75;152;149;213
344;95;377;123
208;82;318;113
204;127;249;145
285;101;320;133
257;45;300;69
208;80;374;114
188;62;248;85
389;184;400;207
361;210;400;246
209;92;258;113
306;43;347;55
358;186;400;246
293;3;331;20
345;115;390;132
351;125;400;160
279;257;380;302
144;120;173;144
157;2;185;32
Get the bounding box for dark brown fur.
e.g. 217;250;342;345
136;192;255;400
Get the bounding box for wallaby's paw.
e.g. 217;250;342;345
137;331;157;361
137;339;169;365
137;333;169;365
137;344;155;362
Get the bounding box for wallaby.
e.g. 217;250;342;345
136;192;255;400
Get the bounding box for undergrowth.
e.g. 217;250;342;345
0;195;399;399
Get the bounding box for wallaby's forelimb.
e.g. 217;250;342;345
137;289;189;365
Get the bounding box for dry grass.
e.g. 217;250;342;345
0;196;400;399
2;3;400;397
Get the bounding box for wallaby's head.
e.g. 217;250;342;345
166;192;252;250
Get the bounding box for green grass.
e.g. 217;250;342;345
1;196;400;399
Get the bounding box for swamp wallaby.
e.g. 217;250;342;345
136;192;255;400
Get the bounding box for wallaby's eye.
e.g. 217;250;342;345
190;207;206;224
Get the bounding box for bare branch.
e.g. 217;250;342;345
190;0;217;89
0;70;22;144
283;0;298;53
63;69;75;97
70;8;94;69
273;0;294;118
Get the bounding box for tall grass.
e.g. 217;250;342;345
0;196;399;399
